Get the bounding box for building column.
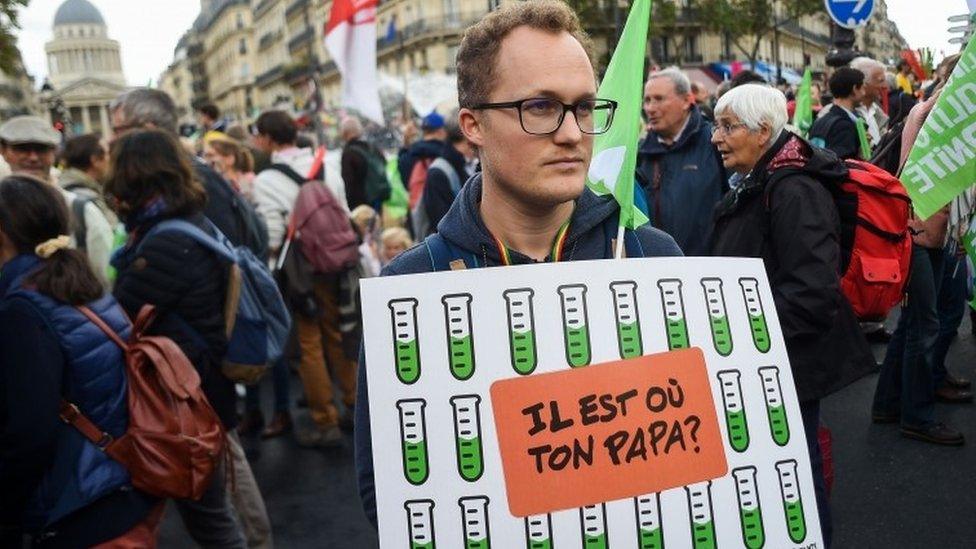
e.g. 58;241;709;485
99;104;110;138
81;104;91;133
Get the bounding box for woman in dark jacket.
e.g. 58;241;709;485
106;129;265;548
0;176;160;547
709;84;874;548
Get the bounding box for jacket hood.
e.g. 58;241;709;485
639;105;706;156
436;173;621;263
757;131;848;185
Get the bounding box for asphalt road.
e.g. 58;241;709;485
159;315;976;548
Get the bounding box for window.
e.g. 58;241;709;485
239;38;247;55
237;13;245;29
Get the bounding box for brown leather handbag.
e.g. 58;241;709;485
60;304;225;501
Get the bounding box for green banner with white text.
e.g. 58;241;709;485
901;38;976;220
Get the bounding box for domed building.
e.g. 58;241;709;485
43;0;126;135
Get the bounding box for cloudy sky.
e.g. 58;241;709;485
11;0;973;88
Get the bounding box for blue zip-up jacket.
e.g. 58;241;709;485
636;106;727;256
353;174;682;525
0;254;154;546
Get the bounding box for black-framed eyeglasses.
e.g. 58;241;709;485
471;97;617;135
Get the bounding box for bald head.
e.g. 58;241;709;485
341;117;363;142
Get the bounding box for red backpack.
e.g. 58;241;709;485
61;305;225;500
836;160;912;320
767;159;911;320
272;159;360;274
407;158;433;210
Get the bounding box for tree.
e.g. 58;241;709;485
696;0;820;68
0;0;28;76
650;0;691;66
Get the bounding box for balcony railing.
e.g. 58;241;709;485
780;20;830;46
288;27;314;52
376;12;486;50
253;0;276;19
285;0;309;20
255;64;284;87
259;29;283;51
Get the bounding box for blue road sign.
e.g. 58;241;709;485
825;0;875;29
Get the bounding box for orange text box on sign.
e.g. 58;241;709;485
490;347;727;517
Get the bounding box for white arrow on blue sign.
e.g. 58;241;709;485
825;0;875;29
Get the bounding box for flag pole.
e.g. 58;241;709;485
615;225;626;259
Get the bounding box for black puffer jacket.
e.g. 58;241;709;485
112;212;235;428
710;131;874;403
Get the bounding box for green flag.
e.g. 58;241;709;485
855;117;872;160
793;69;813;138
586;0;650;234
901;37;976;220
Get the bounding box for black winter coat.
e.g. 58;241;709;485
112;213;235;428
710;132;875;403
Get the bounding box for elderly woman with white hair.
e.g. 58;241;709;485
709;84;875;548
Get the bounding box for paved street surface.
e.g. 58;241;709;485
160;315;976;548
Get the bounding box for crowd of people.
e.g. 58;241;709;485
0;0;971;547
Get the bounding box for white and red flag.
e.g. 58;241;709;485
324;0;384;124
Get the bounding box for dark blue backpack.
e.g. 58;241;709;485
425;213;645;270
139;219;291;384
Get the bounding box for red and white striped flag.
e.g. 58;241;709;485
324;0;384;124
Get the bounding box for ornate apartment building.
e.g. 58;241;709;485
159;0;909;123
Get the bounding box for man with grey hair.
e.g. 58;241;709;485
109;88;268;260
850;56;889;146
340;116;388;210
636;67;726;255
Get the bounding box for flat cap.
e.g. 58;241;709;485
0;116;60;147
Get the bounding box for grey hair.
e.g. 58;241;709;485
850;56;885;77
109;88;178;134
885;72;898;90
714;83;788;141
340;116;363;139
648;66;691;96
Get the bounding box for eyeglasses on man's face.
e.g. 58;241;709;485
471;97;617;135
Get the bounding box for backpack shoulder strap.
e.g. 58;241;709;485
71;196;91;251
269;163;307;186
431;157;462;196
425;233;480;271
138;219;236;264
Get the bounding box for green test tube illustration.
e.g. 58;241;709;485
685;482;716;549
396;399;429;485
701;278;733;356
758;366;790;446
504;289;538;375
450;395;485;482
442;294;476;380
611;281;643;359
580;504;609;549
405;499;436;549
733;466;766;549
634;494;664;549
775;460;808;543
717;370;750;453
459;496;491;549
390;298;422;384
739;278;771;353
558;284;592;367
525;514;553;549
657;279;690;350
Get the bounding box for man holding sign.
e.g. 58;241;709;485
354;0;681;524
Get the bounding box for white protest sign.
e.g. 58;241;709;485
361;257;824;549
